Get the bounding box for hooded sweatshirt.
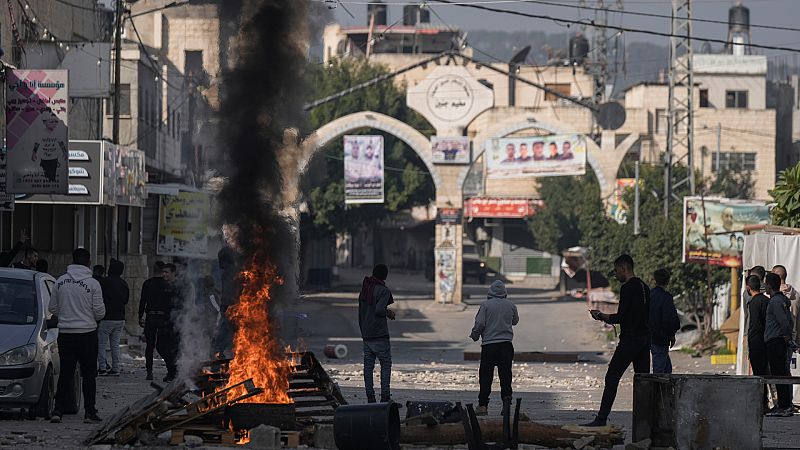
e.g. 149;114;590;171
49;264;105;333
100;259;129;321
358;276;394;340
470;281;519;345
765;291;793;344
781;283;800;346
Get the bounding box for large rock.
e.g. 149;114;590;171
313;424;336;449
247;424;281;450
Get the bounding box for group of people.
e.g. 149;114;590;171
0;230;49;273
745;264;799;417
500;140;575;164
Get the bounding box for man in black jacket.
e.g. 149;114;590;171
585;254;650;426
11;246;38;270
359;264;396;403
0;229;28;267
139;261;165;381
649;269;680;374
745;275;770;408
97;259;129;376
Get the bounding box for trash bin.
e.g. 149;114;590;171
334;402;400;450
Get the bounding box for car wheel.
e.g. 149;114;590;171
34;367;55;419
62;366;82;415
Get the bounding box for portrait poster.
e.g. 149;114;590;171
436;247;457;304
431;136;470;164
485;134;586;178
157;191;212;258
5;70;69;193
609;178;637;224
344;135;384;204
683;197;770;267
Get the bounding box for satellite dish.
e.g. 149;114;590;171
595;101;626;130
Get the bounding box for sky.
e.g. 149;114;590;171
326;0;800;62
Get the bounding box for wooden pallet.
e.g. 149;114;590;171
288;351;347;422
281;431;301;448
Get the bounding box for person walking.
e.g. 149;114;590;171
97;259;129;376
584;254;650;426
470;280;519;416
746;275;771;408
159;264;182;382
138;261;166;381
358;264;396;403
649;269;680;374
764;272;794;417
772;265;800;405
48;248;105;424
12;246;38;270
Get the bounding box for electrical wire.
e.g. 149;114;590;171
52;0;103;13
127;11;183;91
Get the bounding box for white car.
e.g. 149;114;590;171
0;268;81;419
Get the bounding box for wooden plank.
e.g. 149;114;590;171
169;429;185;445
282;431;301;448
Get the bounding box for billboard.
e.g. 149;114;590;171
344;135;384;204
465;197;543;219
6;70;69;194
683;197;771;267
157;191;212;258
431;136;470;164
485;134;586;178
609;179;637;224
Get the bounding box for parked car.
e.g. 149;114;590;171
0;268;81;419
463;240;489;284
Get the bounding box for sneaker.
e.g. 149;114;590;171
380;396;391;403
781;407;794;417
145;371;153;381
50;411;62;423
580;416;608;427
475;405;488;416
106;370;120;376
766;407;792;417
366;396;376;404
163;373;176;383
84;411;103;423
97;369;108;376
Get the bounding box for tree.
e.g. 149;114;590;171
769;162;800;228
303;59;435;234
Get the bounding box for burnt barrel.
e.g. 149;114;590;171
334;402;400;450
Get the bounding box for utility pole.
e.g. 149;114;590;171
715;122;721;173
111;0;124;260
634;161;640;236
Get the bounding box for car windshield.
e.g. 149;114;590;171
0;278;37;325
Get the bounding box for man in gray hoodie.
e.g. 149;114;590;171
470;280;519;416
49;248;105;424
359;264;396;403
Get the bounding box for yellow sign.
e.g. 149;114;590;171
157;191;211;258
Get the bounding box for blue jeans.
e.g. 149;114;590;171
363;338;392;401
651;343;672;374
98;320;125;371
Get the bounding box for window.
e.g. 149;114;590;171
712;152;756;172
700;89;709;108
655;108;668;134
185;50;203;82
544;83;571;101
725;90;748;108
105;84;131;116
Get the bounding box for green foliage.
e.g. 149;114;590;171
769;162;800;229
303;59;435;234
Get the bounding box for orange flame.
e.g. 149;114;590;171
224;254;292;403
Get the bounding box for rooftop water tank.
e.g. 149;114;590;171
569;33;589;65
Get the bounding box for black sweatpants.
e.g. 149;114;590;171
749;346;770;407
478;341;514;406
144;314;178;376
598;336;650;420
55;330;98;414
766;338;792;408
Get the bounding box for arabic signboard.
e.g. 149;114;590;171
0;149;14;211
485;134;587;179
465;197;542;218
344;135;384;204
157;191;212;258
436;208;463;225
431;136;470;164
683;197;770;267
6;70;69;194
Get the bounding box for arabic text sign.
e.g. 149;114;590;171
6;70;69;194
431;136;470;164
157;191;212;258
0;149;14;211
17;141;108;205
344;135;384;204
485;134;586;178
683;197;770;267
465;197;542;218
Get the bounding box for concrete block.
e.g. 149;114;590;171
313;424;336;449
247;424;280;450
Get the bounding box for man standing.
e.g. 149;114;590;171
470;280;519;416
359;264;395;403
49;248;105;424
139;261;166;381
97;259;129;376
585;254;650;426
12;246;38;270
649;269;680;374
160;264;182;382
772;265;800;402
764;272;794;417
746;275;770;408
0;229;28;267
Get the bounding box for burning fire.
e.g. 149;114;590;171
224;252;293;403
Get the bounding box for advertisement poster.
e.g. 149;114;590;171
485;134;586;178
683;197;770;267
436;247;456;304
431;136;470;164
436;207;463;225
609;179;637;224
0;149;14;211
5;70;69;193
17;141;109;205
157;191;212;258
344;135;384;204
465;197;542;218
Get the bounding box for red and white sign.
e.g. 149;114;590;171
465;197;542;218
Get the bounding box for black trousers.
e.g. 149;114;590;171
598;336;650;420
144;314;178;375
55;331;98;414
766;338;792;408
478;342;514;406
749;346;770;407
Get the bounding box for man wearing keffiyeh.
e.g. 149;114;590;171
358;264;396;403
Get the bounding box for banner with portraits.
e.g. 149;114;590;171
683;197;771;267
431;136;470;164
484;134;586;178
344;135;384;204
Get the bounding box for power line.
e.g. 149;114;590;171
129;1;191;19
52;0;104;13
127;10;183;91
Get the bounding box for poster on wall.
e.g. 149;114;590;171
484;134;586;178
5;70;69;194
344;135;384;204
431;136;470;164
436;247;456;304
609;179;637;224
157;191;212;258
683;197;770;267
0;149;14;211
